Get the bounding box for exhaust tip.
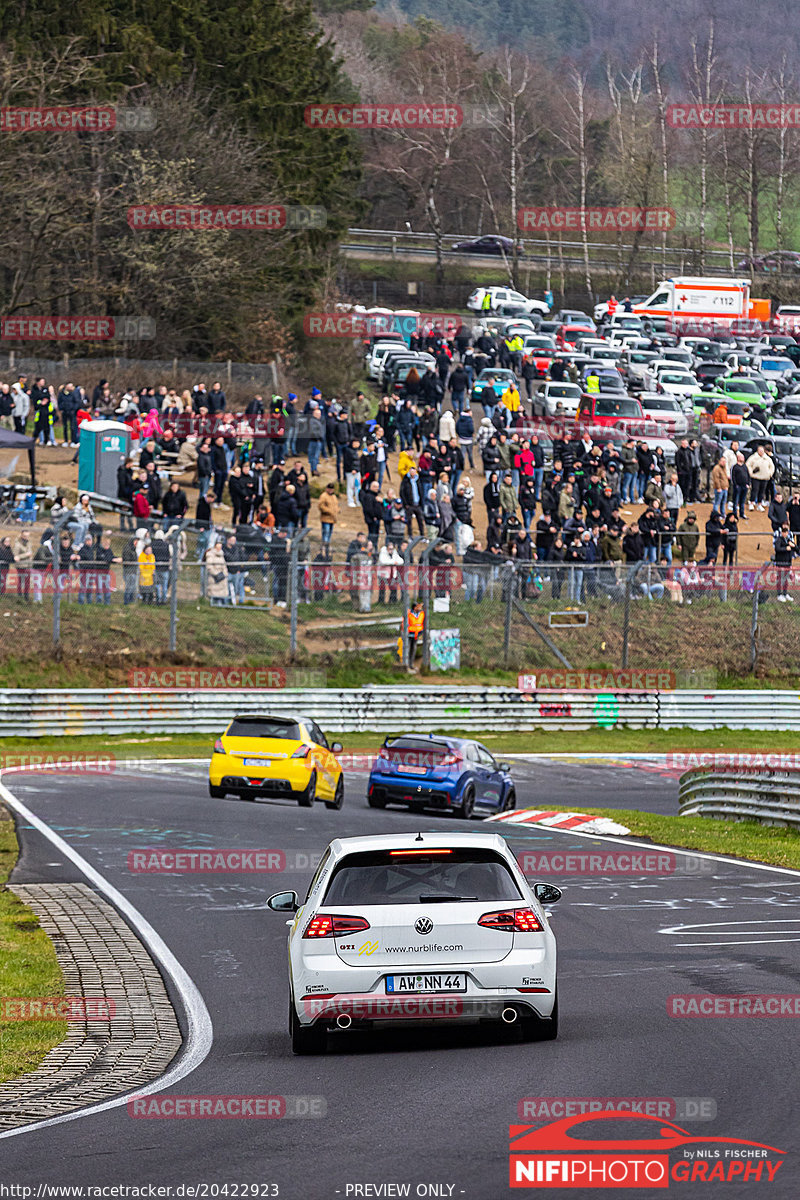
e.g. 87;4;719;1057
501;1006;519;1024
335;1013;352;1029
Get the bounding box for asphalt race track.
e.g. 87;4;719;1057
2;756;800;1198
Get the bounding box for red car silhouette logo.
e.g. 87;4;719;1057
510;1110;783;1154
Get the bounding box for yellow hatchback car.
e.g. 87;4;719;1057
209;713;344;808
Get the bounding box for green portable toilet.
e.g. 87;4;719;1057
78;420;132;498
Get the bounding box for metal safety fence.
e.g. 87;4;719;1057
679;768;800;828
1;687;800;738
3;518;800;682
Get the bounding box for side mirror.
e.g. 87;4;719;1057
267;890;298;913
498;761;511;772
331;742;343;753
534;883;563;907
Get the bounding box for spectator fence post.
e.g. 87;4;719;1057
167;522;184;652
622;565;634;668
750;563;769;672
420;537;441;672
503;561;516;667
401;536;426;668
51;511;70;649
289;528;311;660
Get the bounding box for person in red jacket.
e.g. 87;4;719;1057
132;484;150;526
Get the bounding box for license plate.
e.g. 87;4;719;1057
243;758;270;767
402;766;427;775
385;973;466;994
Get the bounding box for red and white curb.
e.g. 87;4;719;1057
485;808;631;836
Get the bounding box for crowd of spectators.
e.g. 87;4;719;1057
1;323;798;606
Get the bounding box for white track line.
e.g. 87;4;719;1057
0;774;214;1140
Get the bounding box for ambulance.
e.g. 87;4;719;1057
633;277;770;336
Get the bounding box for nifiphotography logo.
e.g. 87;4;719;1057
509;1112;785;1188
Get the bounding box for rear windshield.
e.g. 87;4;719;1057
595;397;640;416
227;718;301;740
323;849;523;906
381;738;456;767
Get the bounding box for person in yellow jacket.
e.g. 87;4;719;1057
137;542;156;604
501;382;521;414
398;449;416;477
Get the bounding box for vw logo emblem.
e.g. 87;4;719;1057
415;917;433;935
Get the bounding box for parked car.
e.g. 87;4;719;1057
472;367;520;403
619;349;659;390
552;309;595;327
532;381;583;417
467;286;549;315
556;324;596;349
638;393;690;436
576;393;645;430
771;436;800;486
695;361;732;391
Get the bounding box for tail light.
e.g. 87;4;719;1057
390;848;453;856
291;744;312;759
439;753;462;766
478;908;543;933
214;739;226;754
303;914;371;938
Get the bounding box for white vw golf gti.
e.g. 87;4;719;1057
268;831;560;1054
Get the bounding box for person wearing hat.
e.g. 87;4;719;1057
137;535;156;604
677;510;700;564
350;391;371;441
284;393;298;458
307;404;325;476
318;482;339;547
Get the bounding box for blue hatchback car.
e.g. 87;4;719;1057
367;735;516;819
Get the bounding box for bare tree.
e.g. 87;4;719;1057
689;22;717;274
649;38;671;277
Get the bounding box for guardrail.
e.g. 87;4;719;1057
0;686;798;737
0;686;658;736
679;767;800;827
344;227;735;275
